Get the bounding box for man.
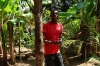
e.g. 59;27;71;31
43;9;64;66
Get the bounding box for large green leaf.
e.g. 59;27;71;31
59;12;70;16
77;2;87;9
0;0;9;10
85;0;94;20
88;17;96;27
4;0;19;13
4;4;11;12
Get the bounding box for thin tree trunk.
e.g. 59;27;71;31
74;22;90;59
33;0;44;66
18;22;21;61
80;23;90;59
0;24;3;65
7;22;15;64
0;23;7;66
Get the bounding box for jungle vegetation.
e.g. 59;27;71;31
0;0;100;66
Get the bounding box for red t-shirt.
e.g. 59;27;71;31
43;21;63;55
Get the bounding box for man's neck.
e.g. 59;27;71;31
51;20;57;24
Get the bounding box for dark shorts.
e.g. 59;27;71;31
45;53;64;66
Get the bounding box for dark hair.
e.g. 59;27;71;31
51;9;58;14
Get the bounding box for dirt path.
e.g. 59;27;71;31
14;56;36;66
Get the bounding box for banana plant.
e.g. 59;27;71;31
59;0;98;60
0;0;10;65
0;0;29;65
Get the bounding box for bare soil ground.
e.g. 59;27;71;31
13;56;36;66
12;54;99;66
66;55;99;66
9;47;99;66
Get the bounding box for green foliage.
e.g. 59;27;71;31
3;0;19;13
88;25;100;43
0;0;35;50
59;0;97;39
22;32;35;48
58;0;100;59
77;2;87;9
0;0;99;60
59;6;81;39
43;9;51;22
62;40;83;55
88;16;96;27
85;0;96;20
0;0;9;10
3;22;8;40
20;26;24;38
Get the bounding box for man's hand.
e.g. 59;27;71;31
44;40;61;44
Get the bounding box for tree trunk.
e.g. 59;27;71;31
0;23;7;66
74;22;90;59
80;23;90;59
0;40;3;65
7;22;15;64
33;0;44;66
18;22;21;61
